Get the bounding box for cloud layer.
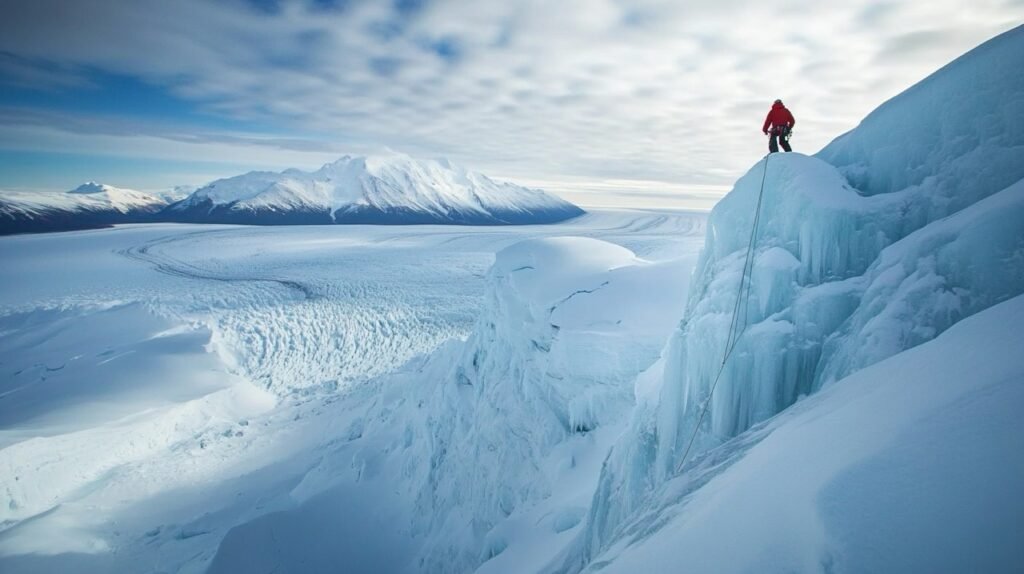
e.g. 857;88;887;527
0;0;1021;195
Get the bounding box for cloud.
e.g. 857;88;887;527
0;0;1022;192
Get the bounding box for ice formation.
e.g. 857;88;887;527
410;237;692;572
563;23;1024;569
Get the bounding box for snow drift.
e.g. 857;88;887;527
166;154;584;226
559;23;1024;572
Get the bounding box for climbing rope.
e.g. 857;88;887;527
674;153;771;475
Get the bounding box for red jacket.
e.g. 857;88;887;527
763;102;795;134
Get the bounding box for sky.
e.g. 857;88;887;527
0;0;1021;207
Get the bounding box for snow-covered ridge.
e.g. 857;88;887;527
2;182;166;216
66;182;168;212
152;185;196;204
0;183;167;234
559;24;1024;571
167;154;584;226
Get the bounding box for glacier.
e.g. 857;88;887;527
0;211;705;573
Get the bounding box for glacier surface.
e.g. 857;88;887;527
0;210;705;574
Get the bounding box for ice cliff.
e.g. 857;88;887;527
561;23;1024;570
410;237;692;572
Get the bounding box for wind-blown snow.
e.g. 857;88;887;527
168;153;584;225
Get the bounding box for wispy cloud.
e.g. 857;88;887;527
0;0;1021;194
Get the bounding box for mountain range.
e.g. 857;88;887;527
0;155;584;234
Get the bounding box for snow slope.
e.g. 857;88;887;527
559;23;1024;572
0;183;167;234
167;154;585;225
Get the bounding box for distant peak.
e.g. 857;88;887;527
323;154;354;167
318;152;447;173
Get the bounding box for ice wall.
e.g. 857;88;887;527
410;237;689;573
563;24;1024;570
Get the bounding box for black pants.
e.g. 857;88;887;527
769;127;792;153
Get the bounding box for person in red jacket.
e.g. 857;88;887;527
763;99;795;153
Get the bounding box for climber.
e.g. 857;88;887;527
762;99;795;153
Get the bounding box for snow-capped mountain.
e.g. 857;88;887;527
152;185;197;204
1;157;582;234
165;154;584;225
0;182;167;234
65;182;168;213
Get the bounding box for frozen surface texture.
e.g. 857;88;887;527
565;24;1024;571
